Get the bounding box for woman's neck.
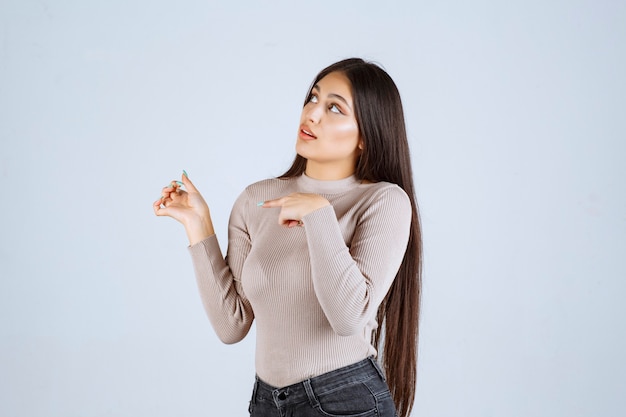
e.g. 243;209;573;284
304;161;356;181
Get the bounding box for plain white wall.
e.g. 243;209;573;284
1;1;624;416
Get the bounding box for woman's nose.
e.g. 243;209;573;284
305;104;323;124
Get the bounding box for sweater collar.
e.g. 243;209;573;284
296;173;360;194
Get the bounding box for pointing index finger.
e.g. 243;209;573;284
258;197;282;208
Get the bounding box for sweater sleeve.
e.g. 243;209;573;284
188;191;254;344
301;185;412;336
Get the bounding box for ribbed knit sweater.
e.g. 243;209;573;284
188;174;412;387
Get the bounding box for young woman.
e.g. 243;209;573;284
154;58;422;417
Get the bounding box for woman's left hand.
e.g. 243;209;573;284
260;193;330;227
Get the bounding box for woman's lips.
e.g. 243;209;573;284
299;125;317;140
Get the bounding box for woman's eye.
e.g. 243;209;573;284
308;95;318;104
329;104;342;114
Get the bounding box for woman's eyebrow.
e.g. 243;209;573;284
312;84;352;110
328;93;352;110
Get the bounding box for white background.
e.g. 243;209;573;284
1;1;624;416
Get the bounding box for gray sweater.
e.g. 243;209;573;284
189;174;411;387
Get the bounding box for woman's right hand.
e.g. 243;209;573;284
153;172;215;245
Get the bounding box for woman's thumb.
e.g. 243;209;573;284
181;170;198;192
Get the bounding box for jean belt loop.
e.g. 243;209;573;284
303;379;319;409
368;356;387;381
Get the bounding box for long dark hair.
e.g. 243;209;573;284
281;58;423;417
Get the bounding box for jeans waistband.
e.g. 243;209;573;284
252;356;385;407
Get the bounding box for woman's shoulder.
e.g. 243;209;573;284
362;180;410;203
355;181;412;223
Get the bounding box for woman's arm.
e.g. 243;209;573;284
261;185;411;336
154;173;254;343
303;186;411;336
189;190;254;344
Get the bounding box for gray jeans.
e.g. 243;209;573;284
248;357;398;417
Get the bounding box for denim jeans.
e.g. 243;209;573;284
248;357;398;417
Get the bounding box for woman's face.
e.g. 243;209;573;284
296;71;361;179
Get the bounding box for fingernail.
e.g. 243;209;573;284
257;201;265;207
183;170;188;177
175;181;184;186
